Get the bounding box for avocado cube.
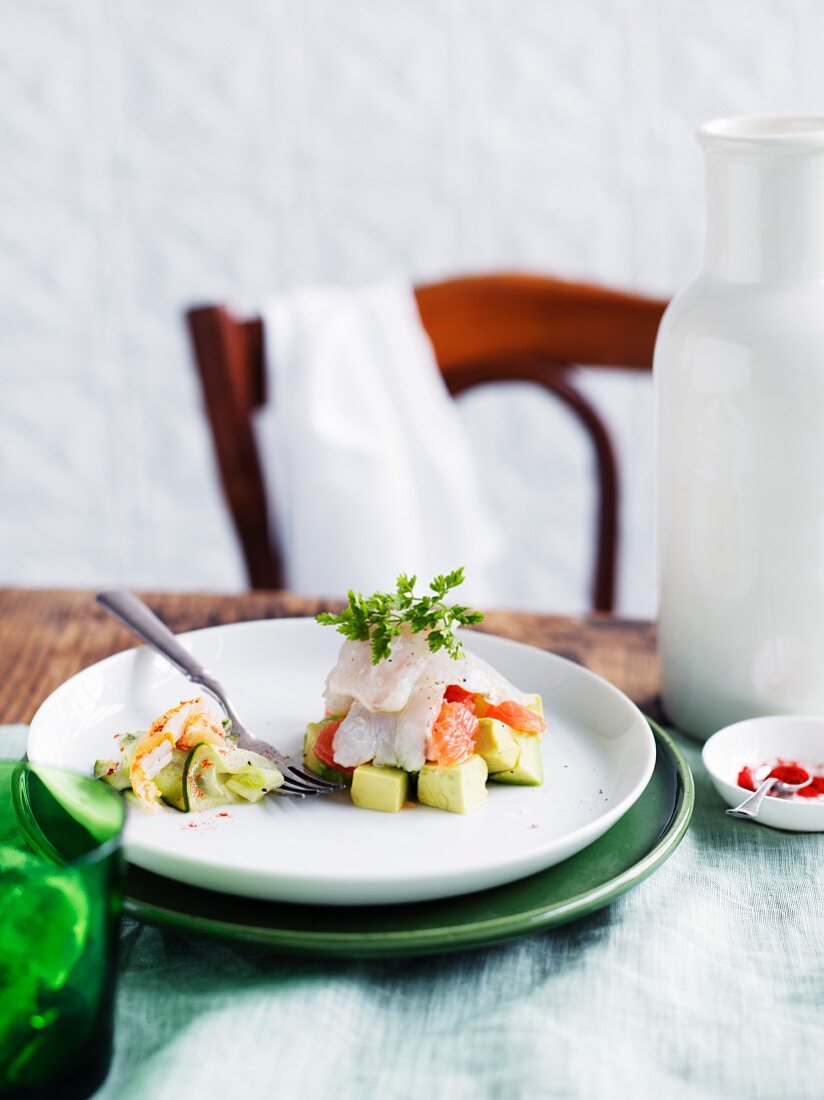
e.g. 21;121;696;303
474;717;520;773
304;721;353;786
417;754;488;814
490;732;543;786
525;694;544;720
303;721;326;773
351;764;408;813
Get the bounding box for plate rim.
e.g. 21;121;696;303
28;617;657;904
120;719;693;956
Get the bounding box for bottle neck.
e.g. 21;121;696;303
704;150;824;283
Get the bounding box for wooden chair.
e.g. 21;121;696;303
186;273;667;611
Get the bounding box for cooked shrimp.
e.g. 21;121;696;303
129;727;175;810
126;699;226;811
148;697;226;751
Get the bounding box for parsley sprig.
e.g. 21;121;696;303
317;568;484;664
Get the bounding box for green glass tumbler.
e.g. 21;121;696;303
0;761;124;1099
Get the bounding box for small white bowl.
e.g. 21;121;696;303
702;715;824;831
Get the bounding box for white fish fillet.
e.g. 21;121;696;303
331;702;397;767
324;630;432;715
327;630;528;772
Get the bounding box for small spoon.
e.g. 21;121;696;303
726;768;813;820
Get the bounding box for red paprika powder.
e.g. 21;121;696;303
737;760;824;798
767;764;809;786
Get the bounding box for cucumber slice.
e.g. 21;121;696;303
156;748;188;811
182;743;283;811
218;747;283;803
223;775;266;803
93;758;130;791
93;733;139;791
183;743;233;812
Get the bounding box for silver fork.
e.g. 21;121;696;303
96;589;346;797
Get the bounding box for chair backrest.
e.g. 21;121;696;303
186;273;667;611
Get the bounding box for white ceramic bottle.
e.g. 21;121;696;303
655;115;824;740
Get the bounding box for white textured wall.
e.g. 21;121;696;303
1;0;821;614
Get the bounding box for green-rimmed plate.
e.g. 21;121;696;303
123;720;692;957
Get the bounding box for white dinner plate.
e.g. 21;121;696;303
27;619;655;905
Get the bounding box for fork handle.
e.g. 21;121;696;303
96;589;218;692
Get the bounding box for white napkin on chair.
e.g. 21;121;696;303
255;279;503;604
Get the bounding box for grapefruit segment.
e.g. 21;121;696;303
313;720;355;775
427;702;480;766
484;700;546;736
443;685;476;707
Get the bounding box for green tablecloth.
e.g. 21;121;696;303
5;725;823;1098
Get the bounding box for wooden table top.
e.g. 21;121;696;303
0;588;659;725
